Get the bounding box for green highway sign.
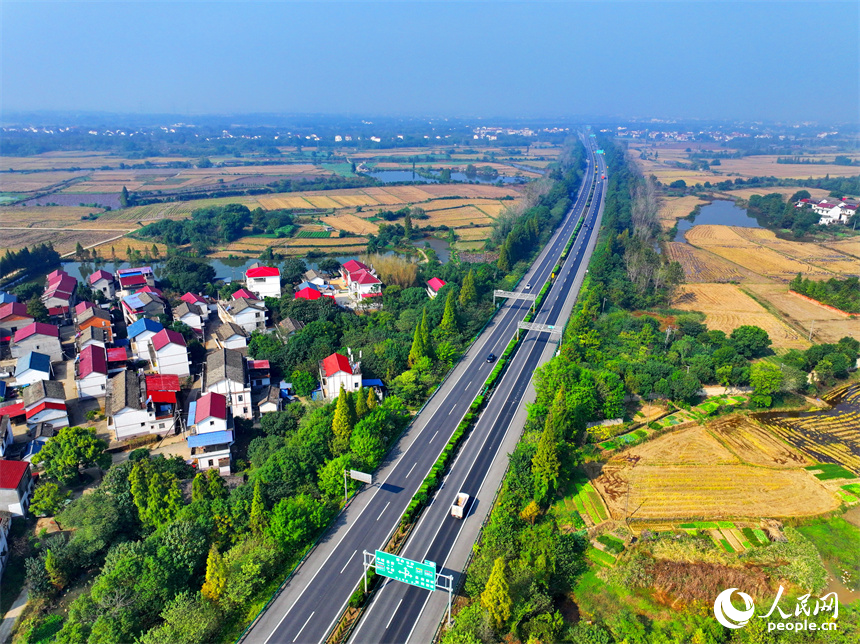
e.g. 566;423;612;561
375;550;436;591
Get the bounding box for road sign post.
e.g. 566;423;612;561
364;550;455;625
344;469;373;504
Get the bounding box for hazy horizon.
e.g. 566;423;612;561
2;1;858;124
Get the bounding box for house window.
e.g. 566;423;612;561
158;423;165;429
210;420;215;426
237;395;243;402
141;422;146;427
244;408;248;415
101;385;105;391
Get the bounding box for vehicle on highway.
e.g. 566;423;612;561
486;353;496;363
525;283;531;289
451;492;470;519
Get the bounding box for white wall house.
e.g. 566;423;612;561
151;329;191;377
216;322;248;350
127;318;164;362
106;370;176;441
174;301;208;335
187;392;233;475
76;345;108;400
217;298;267;334
22;380;68;429
244;264;281;299
11;323;63;363
0;461;34;517
319;352;362;399
203;349;253;420
89;269;116;300
14;352;52;386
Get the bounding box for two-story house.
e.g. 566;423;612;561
76;306;113;342
127;318;163;361
187;392;233;475
0;302;34;338
150;329;190;377
11;322;63;363
0;460;34;516
217;298;267;335
215;321;248;350
89;269;116;300
77;326;108;352
174;301;208;336
116;267;155;295
245;264;281;299
42;269;77;318
23;379;68;429
121;291;167;326
77;345;109;399
426;277;446;299
203;349;252;420
106;370;177;440
319;352;362;399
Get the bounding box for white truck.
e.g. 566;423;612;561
450;492;470;519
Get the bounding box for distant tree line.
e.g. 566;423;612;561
790;273;860;313
0;242;60;281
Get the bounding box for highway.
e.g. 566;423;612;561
348;146;606;644
243;137;599;644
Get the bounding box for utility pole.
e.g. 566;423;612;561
808;320;815;343
602;297;607;314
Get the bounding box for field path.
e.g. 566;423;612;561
59;231;137;257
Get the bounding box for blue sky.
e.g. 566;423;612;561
2;1;857;122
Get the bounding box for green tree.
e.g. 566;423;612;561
750;362;785;408
331;386;354;455
532;388;564;503
249;479;267;534
404;214;413;239
438;290;458;339
420;308;435;360
29;482;70;517
129;459;182;531
201;546;228;601
480;557;512;629
267;494;331;554
291;369;317;397
366;387;378;411
497;242;511;272
119;186;129;208
731;325;772;358
459;269;477;306
139;592;222;644
44;548;67;589
355;387;368;418
436;340;458;367
34;426;111;485
408;318;427;367
317;454;352;500
26;297;49;323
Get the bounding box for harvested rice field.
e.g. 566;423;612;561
672;283;809;350
664;242;763;283
658;195;709;231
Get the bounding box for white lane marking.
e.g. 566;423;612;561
430;430;438;442
340;550;357;574
447;406;455;415
386;599;403;629
377;502;390;521
405;462;417;479
292;612;314;643
467;381;472;388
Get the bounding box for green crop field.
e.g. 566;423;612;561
295;230;331;238
805;463;856;480
586;547;616;567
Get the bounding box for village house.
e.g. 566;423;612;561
217;297;267;334
23;379;68;429
187;391;233;475
203;349;253;420
77;326;108;352
319;352;362;399
121;291;167;325
174;301;208;336
76;345;109;399
231;288;258;301
248;359;271;389
426;277;447;299
11;322;63;363
127;317;164;361
257;385;282;415
0;460;34;517
89;269;116;300
14;351;53;386
294;285;335;301
0;302;34;338
216;322;248;350
42;269;77;318
0;416;13;459
106;346;129;373
303;269;327;286
106;370;178;440
116;266;155;295
150;329;190;377
76;306;113;342
798;197;859;226
0;511;10;580
340;260;382;303
244;264;281;299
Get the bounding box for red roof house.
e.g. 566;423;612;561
342;260;369;273
14;322;59;343
232;288;258;301
181;292;208;305
79;345;108;378
151;328;186;351
295;287;325;301
89;269;114;285
245;266;280;278
322;353;353;377
195;392;228;424
75;301;95;315
145;374;181;404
